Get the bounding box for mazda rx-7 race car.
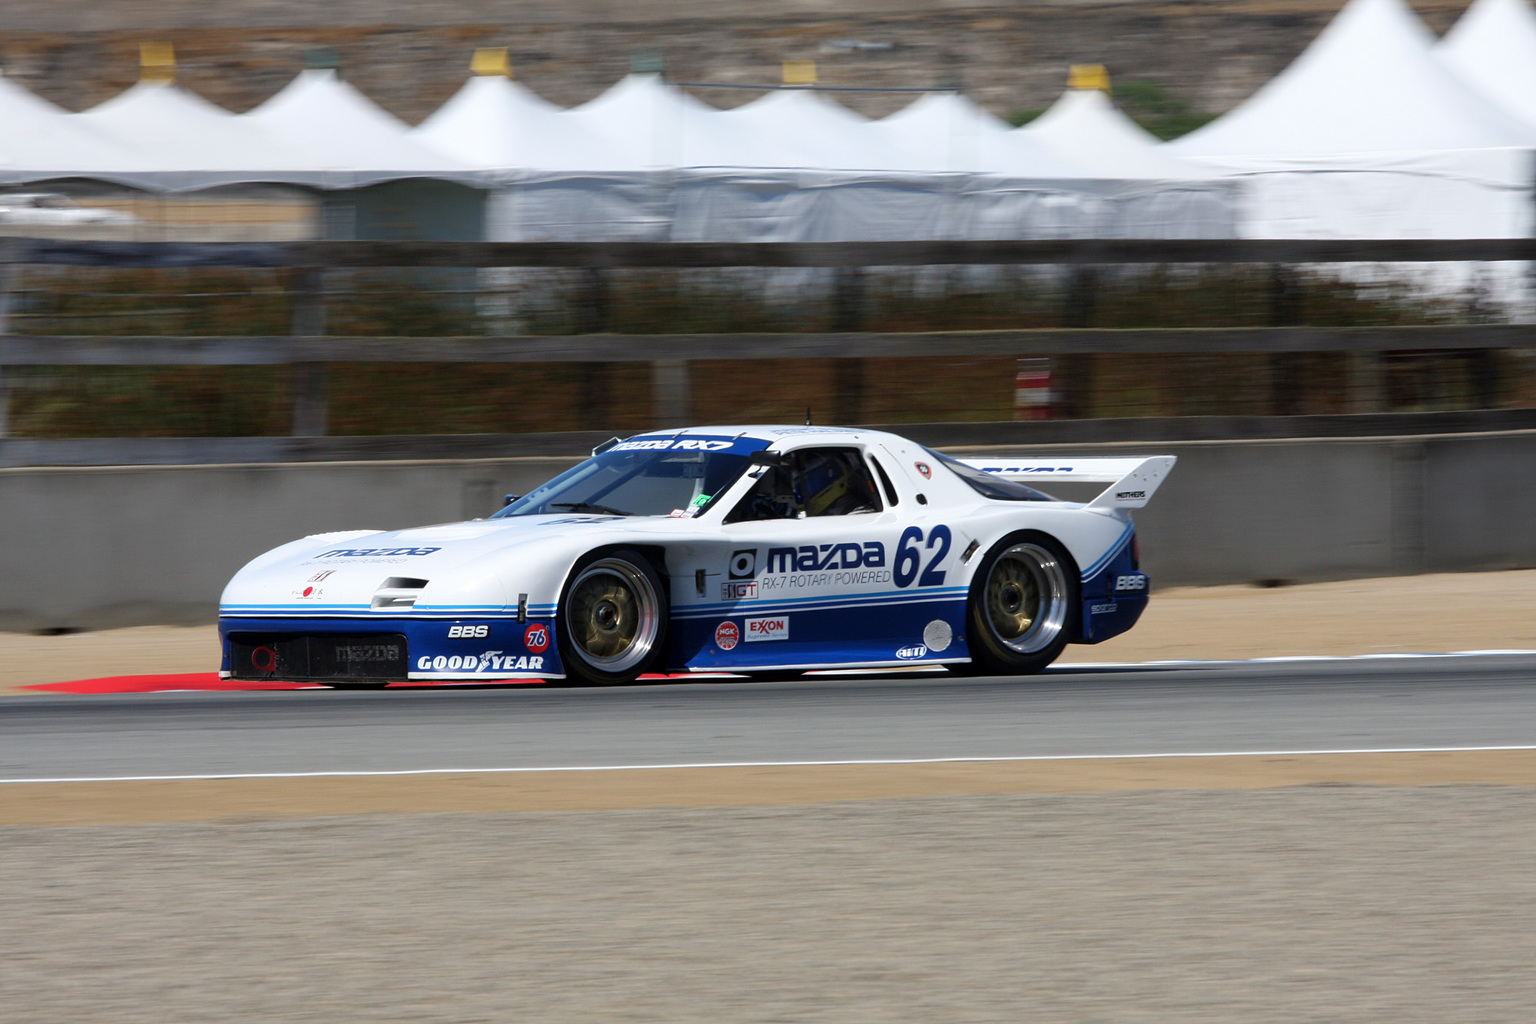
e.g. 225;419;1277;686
219;426;1174;686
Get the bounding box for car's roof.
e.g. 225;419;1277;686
630;425;901;446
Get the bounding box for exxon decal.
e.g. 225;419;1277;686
744;616;788;642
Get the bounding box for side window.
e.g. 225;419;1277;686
724;464;798;524
869;456;900;507
724;447;883;522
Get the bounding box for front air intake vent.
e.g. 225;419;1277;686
372;577;429;610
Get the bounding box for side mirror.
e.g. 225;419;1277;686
592;436;623;457
749;450;786;468
503;494;520;507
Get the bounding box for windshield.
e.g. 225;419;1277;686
927;448;1054;502
492;435;769;519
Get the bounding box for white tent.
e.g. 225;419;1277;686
244;69;476;186
1172;0;1536;159
0;72;150;186
1167;0;1536;249
717;89;908;171
73;80;333;190
1438;0;1536;129
561;73;766;171
871;92;1088;177
1021;87;1217;180
413;73;615;172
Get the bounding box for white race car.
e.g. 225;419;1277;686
219;426;1174;686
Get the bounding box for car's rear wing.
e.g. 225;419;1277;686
954;455;1177;512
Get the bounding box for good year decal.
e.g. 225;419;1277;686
415;623;551;673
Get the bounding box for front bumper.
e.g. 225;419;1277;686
219;615;564;682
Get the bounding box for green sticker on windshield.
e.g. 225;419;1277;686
691;493;712;507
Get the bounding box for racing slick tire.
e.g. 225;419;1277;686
957;532;1078;677
557;549;668;686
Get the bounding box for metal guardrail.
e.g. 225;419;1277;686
4;238;1536;268
1;326;1533;366
8;410;1536;468
1;237;1532;442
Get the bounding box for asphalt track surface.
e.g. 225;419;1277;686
4;654;1536;781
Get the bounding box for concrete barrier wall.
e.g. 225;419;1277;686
5;432;1536;632
0;458;577;633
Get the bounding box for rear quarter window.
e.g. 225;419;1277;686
930;450;1054;502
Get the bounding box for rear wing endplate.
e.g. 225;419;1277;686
955;455;1177;512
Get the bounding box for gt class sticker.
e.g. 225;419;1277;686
744;616;789;642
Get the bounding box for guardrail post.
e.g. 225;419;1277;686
651;359;691;426
1346;351;1386;413
1268;265;1303;416
0;239;21;439
1057;266;1098;418
576;269;611;429
289;267;328;437
1465;271;1499;409
832;267;866;424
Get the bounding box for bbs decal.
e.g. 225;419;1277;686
447;625;489;638
1114;574;1148;592
893;525;952;589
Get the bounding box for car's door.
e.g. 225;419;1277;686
679;445;965;670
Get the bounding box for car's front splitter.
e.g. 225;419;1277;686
218;615;565;682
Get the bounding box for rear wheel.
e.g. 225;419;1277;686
961;533;1077;676
557;549;667;685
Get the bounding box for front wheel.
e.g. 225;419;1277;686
960;533;1077;676
557;549;667;685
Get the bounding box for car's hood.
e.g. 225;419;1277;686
220;514;691;617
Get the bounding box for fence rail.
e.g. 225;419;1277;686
4;238;1536;268
2;326;1534;366
1;237;1532;440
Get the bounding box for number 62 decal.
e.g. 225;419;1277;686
893;525;952;588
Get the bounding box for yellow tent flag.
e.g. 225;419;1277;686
472;48;512;78
782;60;817;86
140;42;176;84
1067;64;1111;94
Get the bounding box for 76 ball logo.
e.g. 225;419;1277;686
524;624;550;653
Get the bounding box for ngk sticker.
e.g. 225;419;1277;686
744;616;789;642
715;621;740;651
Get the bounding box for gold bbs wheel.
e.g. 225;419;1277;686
560;552;664;683
982;542;1069;655
959;534;1076;676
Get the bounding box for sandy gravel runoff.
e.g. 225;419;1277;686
4;787;1536;1023
4;750;1536;825
6;572;1536;1021
4;569;1536;695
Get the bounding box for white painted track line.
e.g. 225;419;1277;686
6;745;1536;785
